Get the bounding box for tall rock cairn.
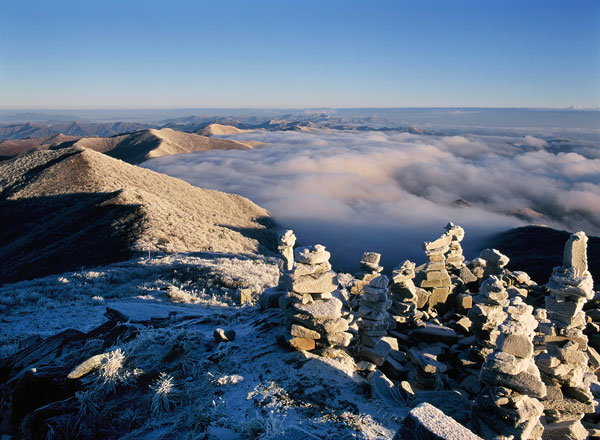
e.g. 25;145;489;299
473;294;546;439
278;245;352;352
468;276;510;364
351;252;384;295
420;231;454;309
444;222;465;270
389;261;422;327
536;231;596;439
357;275;397;366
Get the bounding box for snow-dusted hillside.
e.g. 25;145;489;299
0;253;403;439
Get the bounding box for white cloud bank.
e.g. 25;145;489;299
143;129;600;271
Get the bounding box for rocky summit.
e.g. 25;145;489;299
1;218;598;439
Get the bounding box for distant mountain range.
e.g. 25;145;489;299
0;113;395;141
0;121;152;140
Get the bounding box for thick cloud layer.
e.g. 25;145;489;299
143;129;600;272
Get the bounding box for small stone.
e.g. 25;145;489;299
290;324;320;340
68;353;110;379
214;328;236;343
394;403;482;439
460;374;481;395
542;419;589;440
455;317;472;333
356;360;377;372
497;333;534;359
370;275;390;289
279;335;315;351
479;248;510;267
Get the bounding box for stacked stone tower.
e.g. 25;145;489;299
444;222;465;270
473;294;546;439
388;261;422;327
468;276;510;363
351;252;384;295
536;232;596;439
278;245;352;351
420;231;454;309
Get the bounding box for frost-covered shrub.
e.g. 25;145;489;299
238;410;284;439
150;373;179;416
97;349;126;394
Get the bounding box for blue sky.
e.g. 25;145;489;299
0;0;598;108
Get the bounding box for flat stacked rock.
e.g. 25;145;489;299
468;276;510;364
388;261;423;327
278;244;352;351
357;275;397;366
536;232;597;438
473;295;546;439
351;252;384;295
479;248;510;279
420;232;454;309
444;222;466;270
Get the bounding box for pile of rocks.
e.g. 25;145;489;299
351;252;384;295
357;275;398;367
420;232;454;309
278;244;351;351
388;261;423;327
536;232;597;439
444;222;465;270
473;294;546;439
468;276;510;364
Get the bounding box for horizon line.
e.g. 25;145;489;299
0;106;598;111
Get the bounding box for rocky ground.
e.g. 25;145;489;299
1;225;599;439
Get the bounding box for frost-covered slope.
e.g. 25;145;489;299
0;148;277;283
0;254;400;440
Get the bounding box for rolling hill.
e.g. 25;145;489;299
0;147;277;284
52;127;256;164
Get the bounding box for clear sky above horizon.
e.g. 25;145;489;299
0;0;599;109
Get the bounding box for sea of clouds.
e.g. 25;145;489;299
143;128;600;271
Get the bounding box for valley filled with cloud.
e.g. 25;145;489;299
144;128;600;270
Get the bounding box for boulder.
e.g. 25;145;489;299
394;402;482;440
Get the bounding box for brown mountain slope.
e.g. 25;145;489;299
54;128;254;164
0;134;80;161
0;147;277;284
196;123;255;136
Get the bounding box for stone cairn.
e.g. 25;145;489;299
473;290;546;439
388;261;422;327
356;275;397;367
536;232;597;439
259;230;297;309
444;222;465;270
351;252;384;295
278;244;352;352
468;276;511;364
420;231;454;310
